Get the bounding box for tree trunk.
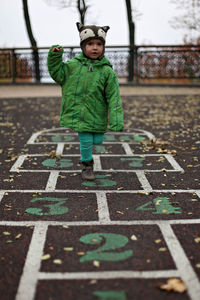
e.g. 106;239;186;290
77;0;88;25
125;0;135;81
22;0;40;82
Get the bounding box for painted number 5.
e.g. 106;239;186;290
79;233;133;263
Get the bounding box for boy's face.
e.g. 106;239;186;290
84;39;104;59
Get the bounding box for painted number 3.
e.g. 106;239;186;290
25;197;69;216
79;233;133;262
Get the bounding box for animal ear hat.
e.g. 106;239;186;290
76;22;110;45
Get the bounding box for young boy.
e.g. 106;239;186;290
47;22;124;181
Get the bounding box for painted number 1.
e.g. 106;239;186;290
79;233;133;262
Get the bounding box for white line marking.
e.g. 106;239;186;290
93;155;102;171
122;143;133;155
0;191;5;204
10;155;27;172
96;191;110;223
27;131;42;144
1;219;200;227
1;189;200;194
56;143;65;155
196;191;200;198
45;171;59;191
159;223;200;300
164;154;184;172
135;171;153;191
38;270;179;280
16;223;48;300
10;169;183;173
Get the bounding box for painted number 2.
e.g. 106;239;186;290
79;233;133;263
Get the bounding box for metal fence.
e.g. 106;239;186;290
0;45;200;84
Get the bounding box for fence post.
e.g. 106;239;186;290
12;49;17;83
134;46;139;84
128;45;134;82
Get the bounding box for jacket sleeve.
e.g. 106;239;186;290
105;69;124;131
47;45;66;85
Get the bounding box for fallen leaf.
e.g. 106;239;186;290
41;254;51;260
116;210;124;215
63;247;74;251
194;237;200;243
159;278;187;293
53;259;62;264
15;234;22;239
3;232;11;235
131;234;137;241
159;247;167;252
93;260;100;267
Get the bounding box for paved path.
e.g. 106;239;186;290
0;84;200;98
0;88;200;300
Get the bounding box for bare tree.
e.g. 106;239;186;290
125;0;142;81
22;0;41;82
44;0;89;24
170;0;200;44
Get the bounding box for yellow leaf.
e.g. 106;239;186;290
194;237;200;243
41;254;51;260
3;232;10;235
53;259;62;264
160;278;187;293
77;252;85;256
131;234;137;241
15;234;22;239
63;247;74;251
93;260;100;267
159;247;167;252
155;239;162;244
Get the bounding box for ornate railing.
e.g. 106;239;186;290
0;45;200;84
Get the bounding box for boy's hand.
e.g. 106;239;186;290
52;46;62;52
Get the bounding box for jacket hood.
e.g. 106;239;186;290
74;53;112;68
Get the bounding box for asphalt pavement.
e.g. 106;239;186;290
0;84;200;300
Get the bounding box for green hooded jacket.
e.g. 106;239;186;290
47;45;124;133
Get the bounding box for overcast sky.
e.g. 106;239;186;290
0;0;186;48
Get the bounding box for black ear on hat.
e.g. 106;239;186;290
76;22;84;31
102;26;110;33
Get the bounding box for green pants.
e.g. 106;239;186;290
78;132;104;162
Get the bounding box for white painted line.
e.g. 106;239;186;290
16;223;48;300
56;143;65;155
196;191;200;198
96;191;111;223
38;270;179;280
0;191;5;203
1;219;200;227
135;171;153;192
164;154;184;172
10;155;27;172
93;155;102;171
159;223;200;300
138;129;155;141
1;189;200;194
122;143;133;155
27;131;42;144
45;171;60;191
10;169;183;173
